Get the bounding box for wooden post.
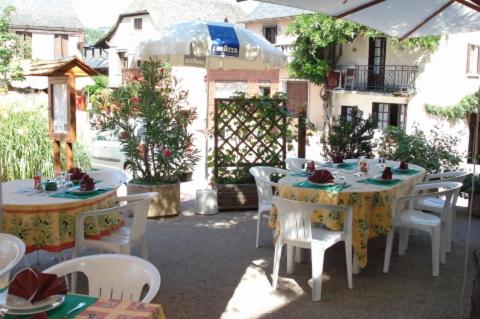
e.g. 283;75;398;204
67;72;76;169
53;140;61;172
298;111;307;158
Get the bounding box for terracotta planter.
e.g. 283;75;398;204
217;183;258;211
469;194;480;218
127;182;180;218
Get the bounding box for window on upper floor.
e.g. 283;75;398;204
134;18;143;30
340;105;357;122
54;34;68;58
372;103;406;130
467;44;480;76
15;31;32;59
263;25;277;44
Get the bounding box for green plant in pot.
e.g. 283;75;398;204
91;59;200;217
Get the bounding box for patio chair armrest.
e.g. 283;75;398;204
117;192;157;203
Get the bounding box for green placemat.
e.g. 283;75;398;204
292;172;312;177
294;181;350;192
336;163;356;170
392;168;420;175
49;188;112;200
5;294;98;319
357;178;402;186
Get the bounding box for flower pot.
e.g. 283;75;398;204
127;182;180;218
217;183;258;211
195;189;218;215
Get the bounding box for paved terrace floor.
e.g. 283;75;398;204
31;195;480;319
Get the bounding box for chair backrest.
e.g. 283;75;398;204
118;192;157;243
272;197;352;246
249;166;289;206
425;171;468;184
411;181;462;223
0;234;25;286
44;254;161;303
285;158;322;173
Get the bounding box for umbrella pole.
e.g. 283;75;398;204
204;62;211;182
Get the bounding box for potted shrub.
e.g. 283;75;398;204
461;174;480;217
91;59;200;217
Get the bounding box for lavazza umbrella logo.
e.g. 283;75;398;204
207;24;240;57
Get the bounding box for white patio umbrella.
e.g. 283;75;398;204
137;20;287;179
137;20;287;69
251;0;480;39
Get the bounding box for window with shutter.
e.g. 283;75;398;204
372;103;406;129
340;106;356;122
467;44;480;76
134;18;143;30
54;34;68;58
263;25;277;44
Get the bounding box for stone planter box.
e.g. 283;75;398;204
217;183;258;211
127;182;180;218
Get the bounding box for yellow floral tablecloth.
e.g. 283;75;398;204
2;179;124;253
270;162;426;268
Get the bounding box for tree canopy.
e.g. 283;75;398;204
0;6;25;91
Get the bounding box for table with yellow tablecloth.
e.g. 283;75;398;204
2;171;126;253
270;161;426;268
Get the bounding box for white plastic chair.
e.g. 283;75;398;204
73;192;157;259
249;166;290;248
416;171;468;252
271;197;353;301
0;234;25;286
44;254;160;303
285;157;323;173
383;181;462;277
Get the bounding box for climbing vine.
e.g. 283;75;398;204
425;93;478;121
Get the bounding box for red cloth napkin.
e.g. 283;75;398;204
381;167;393;180
308;169;335;184
399;161;409;169
332;155;344;164
9;268;68;303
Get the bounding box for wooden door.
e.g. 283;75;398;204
286;81;308;158
368;37;386;90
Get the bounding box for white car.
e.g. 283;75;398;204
90;132;126;164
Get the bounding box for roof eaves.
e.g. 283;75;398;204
93;10;149;48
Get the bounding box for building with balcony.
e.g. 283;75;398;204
240;2;480;159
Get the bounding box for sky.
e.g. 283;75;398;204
73;0;258;29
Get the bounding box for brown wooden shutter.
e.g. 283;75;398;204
467;44;472;74
54;34;62;58
62;35;68;57
372;103;379;128
341;106;348;121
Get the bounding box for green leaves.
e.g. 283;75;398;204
321;109;376;160
425;93;478;121
90;59;200;184
376;125;462;173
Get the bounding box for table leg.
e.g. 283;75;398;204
353;253;361;275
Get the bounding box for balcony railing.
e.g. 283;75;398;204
327;65;417;94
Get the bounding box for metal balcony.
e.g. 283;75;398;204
327;65;417;94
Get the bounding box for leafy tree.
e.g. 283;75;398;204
321;108;377;160
85;28;107;45
376;125;462;173
0;6;25;91
425;92;478;121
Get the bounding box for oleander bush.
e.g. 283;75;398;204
0;108;91;181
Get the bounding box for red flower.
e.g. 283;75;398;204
119;131;129;141
162;149;172;157
131;74;140;82
131;96;141;104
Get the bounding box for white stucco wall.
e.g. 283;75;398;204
68;35;82;58
333;32;480;158
31;33;55;60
